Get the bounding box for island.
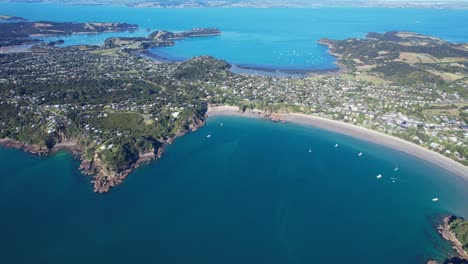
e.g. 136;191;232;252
0;21;467;193
0;21;138;47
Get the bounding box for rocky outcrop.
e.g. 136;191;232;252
80;146;163;193
81;113;206;193
438;217;468;261
0;138;49;155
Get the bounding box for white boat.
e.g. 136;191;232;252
220;123;223;127
432;197;439;202
308;148;312;153
207;134;211;138
394;164;399;171
376;174;382;179
335;144;339;148
358;152;362;156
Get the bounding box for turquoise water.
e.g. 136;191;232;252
1;3;468;70
0;116;467;263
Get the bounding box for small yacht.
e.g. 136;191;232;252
432;197;439;202
207;134;211;138
358;152;363;156
376;174;382;179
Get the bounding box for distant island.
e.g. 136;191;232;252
5;0;468;9
0;16;466;193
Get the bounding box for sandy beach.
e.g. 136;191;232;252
207;105;468;181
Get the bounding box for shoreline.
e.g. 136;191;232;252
206;105;468;181
0;115;206;193
437;216;468;261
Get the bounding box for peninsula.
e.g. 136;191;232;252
104;28;221;51
0;22;467;193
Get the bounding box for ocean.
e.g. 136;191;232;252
0;3;467;263
1;3;468;70
0;116;467;263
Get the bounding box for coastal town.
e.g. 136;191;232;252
208;73;468;165
0;26;467;195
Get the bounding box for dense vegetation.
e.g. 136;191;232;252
0;43;229;191
450;216;468;252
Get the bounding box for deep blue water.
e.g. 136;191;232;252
1;4;468;262
0;116;467;263
1;3;468;70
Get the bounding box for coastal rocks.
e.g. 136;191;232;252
316;38;343;60
188;114;206;132
81;114;207;194
80;153;128;194
0;138;49;155
437;216;468;261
